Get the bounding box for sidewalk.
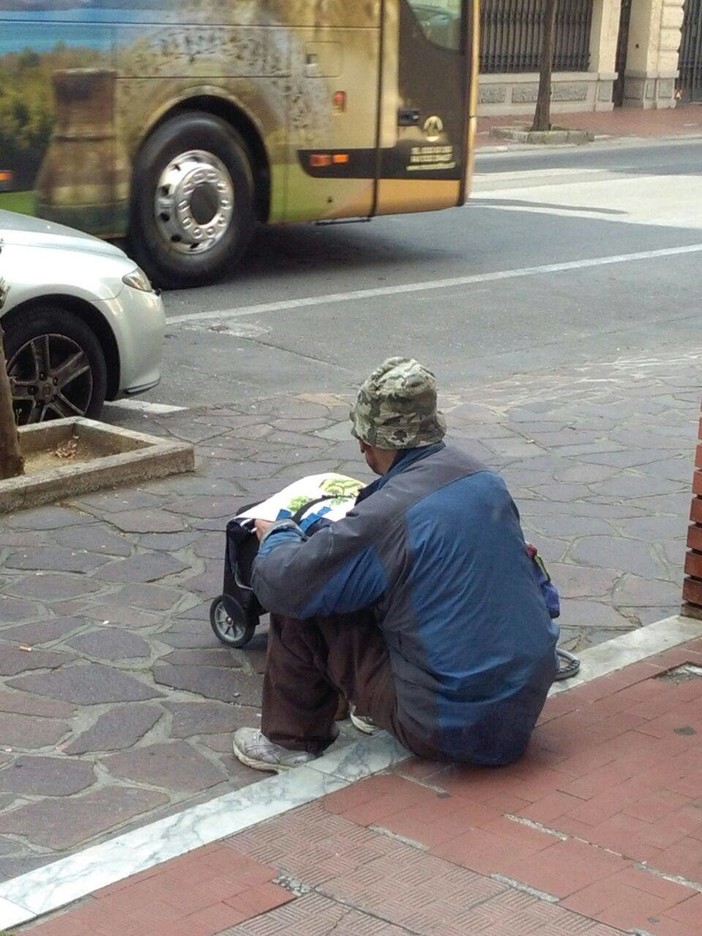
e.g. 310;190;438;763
0;106;701;935
1;345;700;935
475;102;702;148
7;621;702;936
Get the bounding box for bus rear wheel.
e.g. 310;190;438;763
129;113;255;289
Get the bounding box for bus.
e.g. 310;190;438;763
0;1;478;288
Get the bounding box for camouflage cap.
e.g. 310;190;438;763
350;357;446;449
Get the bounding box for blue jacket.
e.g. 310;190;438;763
252;443;559;765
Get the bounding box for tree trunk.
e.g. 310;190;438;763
531;0;559;132
0;321;25;480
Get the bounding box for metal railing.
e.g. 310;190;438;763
678;0;702;101
480;0;592;73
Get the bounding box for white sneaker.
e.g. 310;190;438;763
232;727;316;773
349;705;378;735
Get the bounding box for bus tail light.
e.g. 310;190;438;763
308;153;350;169
332;91;346;113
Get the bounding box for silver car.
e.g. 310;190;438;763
0;210;165;424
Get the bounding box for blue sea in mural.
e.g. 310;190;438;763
0;6;165;54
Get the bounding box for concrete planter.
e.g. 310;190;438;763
0;417;194;513
490;125;594;145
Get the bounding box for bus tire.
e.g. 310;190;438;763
129;113;255;289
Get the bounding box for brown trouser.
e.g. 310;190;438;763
261;611;436;758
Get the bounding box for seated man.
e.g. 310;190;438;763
233;357;559;772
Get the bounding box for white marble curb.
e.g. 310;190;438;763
549;614;702;694
1;614;701;931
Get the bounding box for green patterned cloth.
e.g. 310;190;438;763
350;357;446;449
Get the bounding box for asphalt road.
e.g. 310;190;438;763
121;138;701;415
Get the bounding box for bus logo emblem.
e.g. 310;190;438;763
422;116;443;142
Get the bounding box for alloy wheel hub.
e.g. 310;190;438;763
154;150;234;255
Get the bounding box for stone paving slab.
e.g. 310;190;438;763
15;637;702;936
0;346;699;884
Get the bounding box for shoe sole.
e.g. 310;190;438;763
349;712;378;735
232;739;293;773
554;648;581;681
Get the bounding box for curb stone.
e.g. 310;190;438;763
490;125;595;145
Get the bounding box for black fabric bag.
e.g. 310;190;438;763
222;517;264;619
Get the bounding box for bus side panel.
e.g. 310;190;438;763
0;2;383;234
113;23;292;225
113;20;380;224
0;1;472;237
262;1;381;29
280;26;380;222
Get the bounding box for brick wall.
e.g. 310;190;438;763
682;412;702;618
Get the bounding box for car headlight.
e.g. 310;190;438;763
122;266;155;292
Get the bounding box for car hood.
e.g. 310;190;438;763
0;210;127;261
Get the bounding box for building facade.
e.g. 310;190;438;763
478;0;688;115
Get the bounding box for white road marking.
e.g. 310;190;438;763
472;167;614;191
165;244;702;327
475;174;702;229
105;399;187;414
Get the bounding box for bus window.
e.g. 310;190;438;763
406;2;463;50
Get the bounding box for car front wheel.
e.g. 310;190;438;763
3;307;108;425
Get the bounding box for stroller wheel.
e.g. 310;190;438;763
210;596;257;648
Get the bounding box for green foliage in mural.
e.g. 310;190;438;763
0;45;101;187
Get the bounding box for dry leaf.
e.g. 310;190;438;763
54;437;79;459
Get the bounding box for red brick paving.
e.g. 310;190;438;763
475;102;702;148
18;639;702;935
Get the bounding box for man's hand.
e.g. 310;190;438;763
253;518;274;541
